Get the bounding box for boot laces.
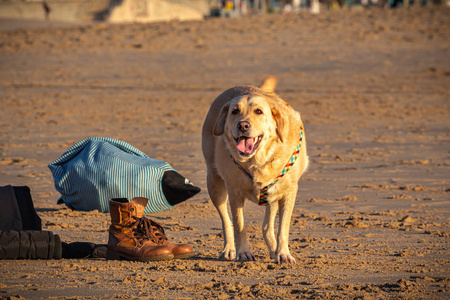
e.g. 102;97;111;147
129;216;168;245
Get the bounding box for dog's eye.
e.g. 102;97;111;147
255;109;263;115
231;108;239;115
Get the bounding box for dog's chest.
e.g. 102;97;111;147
217;158;286;204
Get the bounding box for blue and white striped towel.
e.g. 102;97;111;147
48;137;175;213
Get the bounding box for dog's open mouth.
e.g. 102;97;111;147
235;135;263;156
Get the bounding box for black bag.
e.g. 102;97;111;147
0;185;41;231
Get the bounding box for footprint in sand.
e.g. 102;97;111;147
0;157;28;165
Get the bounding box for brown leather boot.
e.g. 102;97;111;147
145;218;195;259
106;197;173;261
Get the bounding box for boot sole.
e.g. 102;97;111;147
174;251;197;259
106;250;174;262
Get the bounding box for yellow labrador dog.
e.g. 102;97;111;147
202;77;308;263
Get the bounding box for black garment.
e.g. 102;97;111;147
0;230;61;259
162;171;201;205
0;186;23;231
0;185;41;231
62;242;107;259
0;185;106;260
0;230;108;260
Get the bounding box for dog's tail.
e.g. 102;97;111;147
259;76;278;93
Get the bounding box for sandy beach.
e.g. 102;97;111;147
0;6;449;299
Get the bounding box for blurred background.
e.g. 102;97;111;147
0;0;448;24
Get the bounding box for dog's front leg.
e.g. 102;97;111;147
216;201;236;261
207;171;236;260
229;197;255;261
262;201;279;259
276;196;296;264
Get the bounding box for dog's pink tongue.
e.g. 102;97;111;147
236;137;255;154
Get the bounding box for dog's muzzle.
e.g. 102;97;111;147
235;135;263;156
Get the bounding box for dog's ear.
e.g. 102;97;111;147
271;106;284;143
259;76;278;93
213;103;230;136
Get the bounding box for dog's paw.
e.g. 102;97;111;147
218;250;236;260
276;254;296;264
269;251;277;260
235;251;256;262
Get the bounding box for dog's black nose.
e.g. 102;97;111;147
237;121;251;132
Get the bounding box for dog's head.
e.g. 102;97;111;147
213;94;284;160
